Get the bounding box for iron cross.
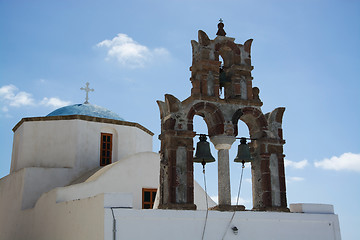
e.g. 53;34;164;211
80;82;94;104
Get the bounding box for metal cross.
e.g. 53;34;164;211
219;18;223;23
80;82;94;104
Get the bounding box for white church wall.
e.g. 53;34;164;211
0;187;107;240
11;120;78;172
6;117;155;214
21;167;74;209
75;120;106;171
106;207;341;240
10;122;23;173
0;169;26;240
116;123;153;161
10;118;153;175
55;151;215;211
194;180;217;210
1;173;341;240
31;189;105;240
56;152;160;209
74;120;152;171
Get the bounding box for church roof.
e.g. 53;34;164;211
47;103;124;121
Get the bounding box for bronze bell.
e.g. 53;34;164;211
219;67;231;88
193;134;215;166
234;137;252;163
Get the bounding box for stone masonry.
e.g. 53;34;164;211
157;23;288;211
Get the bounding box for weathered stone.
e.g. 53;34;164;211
198;30;210;46
209;205;245;211
165;94;181;113
278;162;285;177
262;191;272;207
163;118;176;130
268;144;283;153
244;39;253;54
157;26;287;211
260;159;270;173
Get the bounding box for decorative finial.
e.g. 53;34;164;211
216;18;226;36
80;82;94;104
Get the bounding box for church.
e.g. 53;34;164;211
0;22;341;240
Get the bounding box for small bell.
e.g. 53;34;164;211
193;134;215;166
219;68;231;88
234;137;252;163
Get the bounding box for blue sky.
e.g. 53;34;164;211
1;0;359;239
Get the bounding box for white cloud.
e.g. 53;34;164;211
287;177;305;183
0;84;35;107
0;84;71;114
314;152;360;172
284;159;308;169
97;33;169;68
40;97;71;109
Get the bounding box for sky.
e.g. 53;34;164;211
0;0;359;239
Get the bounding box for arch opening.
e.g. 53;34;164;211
187;102;225;137
229;120;252;209
219;56;226;99
192;115;218;206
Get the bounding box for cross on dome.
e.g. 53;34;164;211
80;82;94;104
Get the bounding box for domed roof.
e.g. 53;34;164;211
47;104;124;121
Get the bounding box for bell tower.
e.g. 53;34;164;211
157;21;288;211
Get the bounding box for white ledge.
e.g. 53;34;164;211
290;203;334;214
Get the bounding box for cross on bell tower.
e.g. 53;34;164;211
80;82;94;104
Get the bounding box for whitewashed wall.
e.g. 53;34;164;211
10;118;152;173
0;173;341;240
56;152;160;209
105;204;341;240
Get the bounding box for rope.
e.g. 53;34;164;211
221;162;245;240
201;164;209;240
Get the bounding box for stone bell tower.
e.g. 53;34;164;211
157;21;288;211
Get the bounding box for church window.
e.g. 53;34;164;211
100;133;112;166
142;188;157;209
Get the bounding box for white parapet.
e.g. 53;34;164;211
103;193;132;208
104;206;342;240
290;203;335;214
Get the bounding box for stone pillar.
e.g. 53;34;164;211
210;135;235;206
250;139;288;211
158;129;197;210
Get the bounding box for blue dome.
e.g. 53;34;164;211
47;104;124;121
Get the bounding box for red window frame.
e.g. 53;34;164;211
142;188;157;209
100;133;112;166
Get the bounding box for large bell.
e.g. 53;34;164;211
234;137;252;163
193;134;215;165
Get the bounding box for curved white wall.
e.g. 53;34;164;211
56;152;160;209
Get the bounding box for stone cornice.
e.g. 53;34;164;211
12;115;154;136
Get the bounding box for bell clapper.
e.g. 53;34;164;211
202;160;206;173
